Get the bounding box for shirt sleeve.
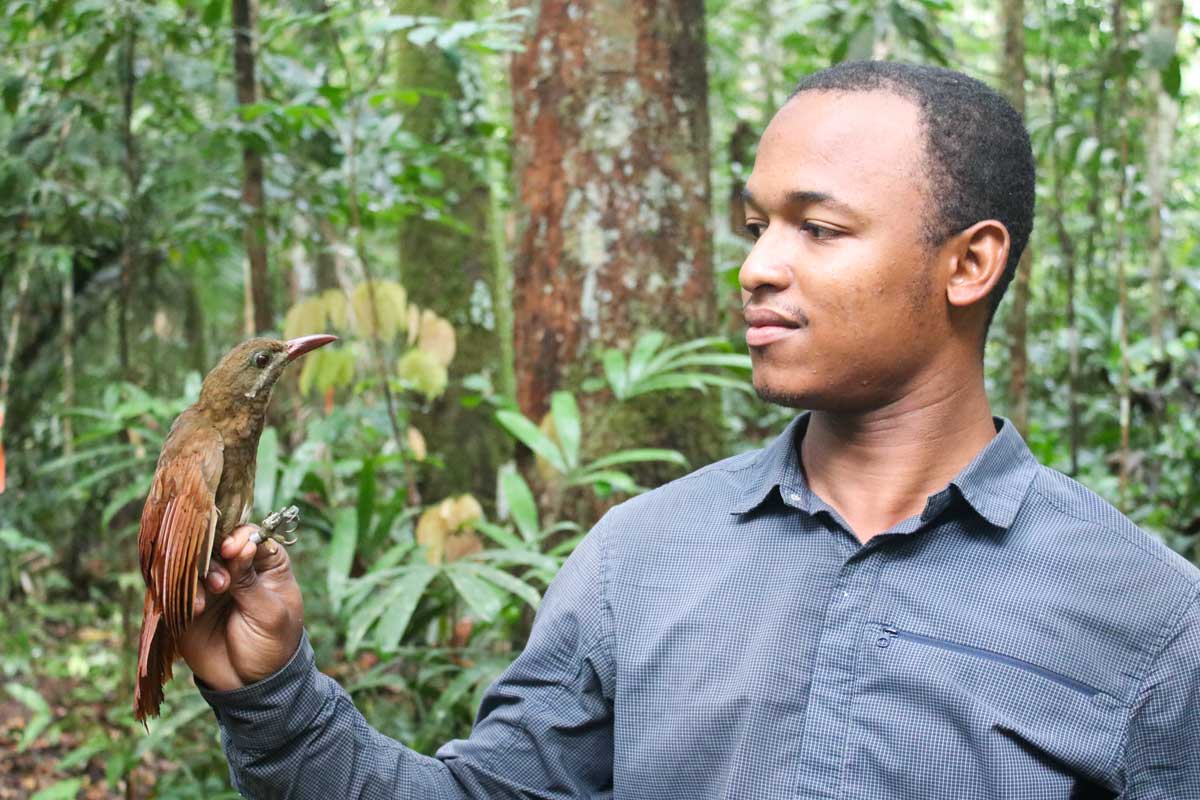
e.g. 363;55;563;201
198;518;617;800
1121;591;1200;799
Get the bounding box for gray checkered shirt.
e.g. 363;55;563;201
200;414;1200;799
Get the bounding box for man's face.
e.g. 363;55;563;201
740;90;949;411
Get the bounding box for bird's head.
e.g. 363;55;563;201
198;334;337;412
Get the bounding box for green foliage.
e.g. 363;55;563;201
594;330;753;401
0;0;1197;793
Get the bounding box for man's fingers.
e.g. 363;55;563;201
205;562;229;594
218;525;260;593
221;525;257;559
193;585;208;617
252;534;292;576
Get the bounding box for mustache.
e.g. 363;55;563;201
742;301;810;328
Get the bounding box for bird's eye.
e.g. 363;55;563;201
253;351;271;369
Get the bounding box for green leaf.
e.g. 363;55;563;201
629;372;753;397
627;331;667;382
202;0;225;27
3;76;23;114
549;392;581;469
495;410;566;472
499;467;539;542
327;508;357;614
5;682;51;752
346;565;436;654
585;448;688;471
371;565;439;653
467;549;563;576
253;427;279;516
601;349;627;399
461;563;541;609
1162;56;1181;99
277;441;322;505
100;482;148;529
567;469;639;494
57;735;107;771
627;373;708;396
0;528;53;557
356;457;376;543
136;694;209;756
30;779;84;800
445;564;504;621
472;520;526;551
644;335;731;373
662;352;752;370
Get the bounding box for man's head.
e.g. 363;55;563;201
740;61;1035;410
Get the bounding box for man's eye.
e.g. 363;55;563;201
743;222;765;240
803;222;840;240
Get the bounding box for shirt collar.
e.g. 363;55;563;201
729;412;1038;530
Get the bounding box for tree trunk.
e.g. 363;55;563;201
232;0;272;334
1145;0;1183;354
1001;0;1030;436
1110;0;1132;510
1044;32;1081;476
509;0;719;468
394;0;511;503
62;257;75;458
0;257;33;494
119;16;139;380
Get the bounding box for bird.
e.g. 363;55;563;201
133;333;336;725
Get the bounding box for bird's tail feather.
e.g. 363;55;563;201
133;591;175;727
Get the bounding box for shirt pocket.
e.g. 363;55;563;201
850;623;1128;800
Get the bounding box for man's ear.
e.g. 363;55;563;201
943;220;1011;309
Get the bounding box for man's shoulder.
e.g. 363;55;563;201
1025;462;1200;591
607;448;764;516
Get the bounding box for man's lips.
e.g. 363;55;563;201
744;307;803;347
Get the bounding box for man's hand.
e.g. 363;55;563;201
178;524;305;691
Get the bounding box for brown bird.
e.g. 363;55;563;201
133;334;335;725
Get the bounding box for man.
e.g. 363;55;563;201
181;62;1200;798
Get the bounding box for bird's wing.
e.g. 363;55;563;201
137;408;224;640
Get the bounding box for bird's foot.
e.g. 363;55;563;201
251;505;301;552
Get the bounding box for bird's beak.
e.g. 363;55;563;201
285;334;338;362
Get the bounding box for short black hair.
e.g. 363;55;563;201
791;61;1035;321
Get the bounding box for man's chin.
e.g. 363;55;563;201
753;382;814;410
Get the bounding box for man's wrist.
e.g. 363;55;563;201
197;628;326;753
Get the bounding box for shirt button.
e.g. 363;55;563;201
789;493;802;504
876;637;891;648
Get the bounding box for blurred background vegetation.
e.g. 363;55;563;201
1;0;1197;796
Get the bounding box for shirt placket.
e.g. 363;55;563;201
789;513;884;800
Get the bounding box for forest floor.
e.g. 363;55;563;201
0;598;233;800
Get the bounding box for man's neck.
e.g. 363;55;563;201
799;371;997;543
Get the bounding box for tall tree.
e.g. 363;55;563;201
119;13;140;378
1001;0;1030;435
508;0;718;460
1043;16;1081;475
1110;0;1132;509
394;0;511;502
1145;0;1184;354
232;0;273;334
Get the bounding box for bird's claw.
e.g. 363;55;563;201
251;505;301;548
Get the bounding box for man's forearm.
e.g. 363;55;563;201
199;630;465;800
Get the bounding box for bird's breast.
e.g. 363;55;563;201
214;456;256;539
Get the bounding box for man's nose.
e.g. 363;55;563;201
738;235;793;295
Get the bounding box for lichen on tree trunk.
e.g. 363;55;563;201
509;0;721;476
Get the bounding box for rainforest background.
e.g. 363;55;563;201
1;0;1197;796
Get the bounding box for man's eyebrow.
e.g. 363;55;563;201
741;187;863;220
